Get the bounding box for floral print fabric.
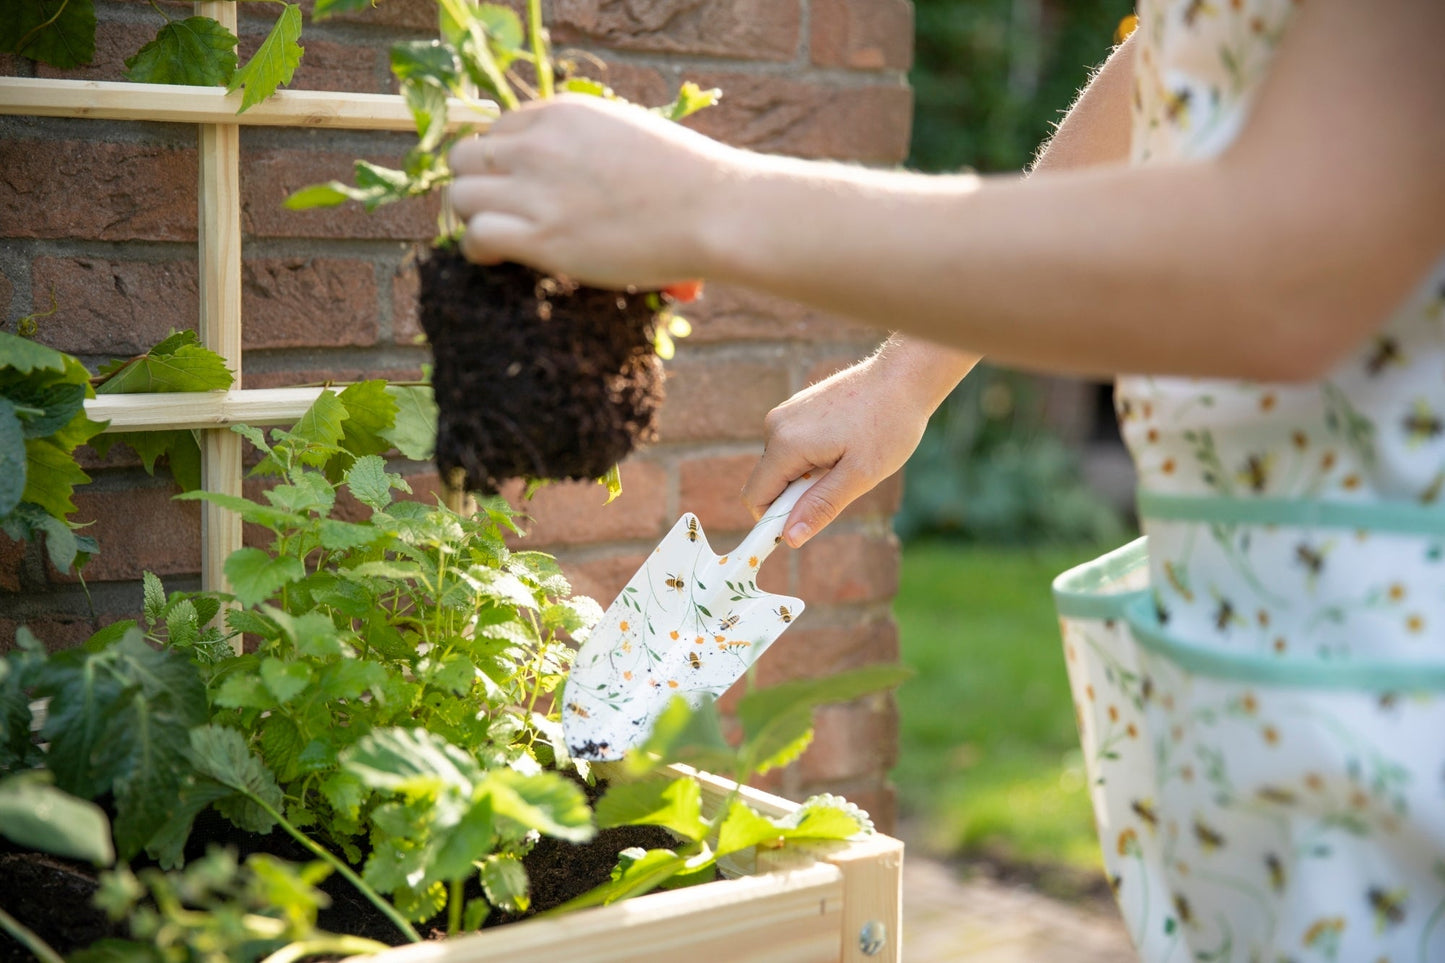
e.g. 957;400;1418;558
1054;1;1445;960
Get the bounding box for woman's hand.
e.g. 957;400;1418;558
448;95;738;290
743;340;978;547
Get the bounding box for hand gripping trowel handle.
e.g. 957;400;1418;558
729;472;822;572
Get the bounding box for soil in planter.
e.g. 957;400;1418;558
0;805;701;957
418;251;666;494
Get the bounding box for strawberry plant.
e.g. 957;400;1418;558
284;0;710;497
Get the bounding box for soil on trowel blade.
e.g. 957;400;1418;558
417;251;665;494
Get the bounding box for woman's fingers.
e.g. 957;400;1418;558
460;210;537;266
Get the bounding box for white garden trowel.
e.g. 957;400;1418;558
561;472;821;761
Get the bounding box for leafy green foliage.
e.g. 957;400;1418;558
0;0;97;69
909;0;1133;174
0;331;106;572
88;330;234;493
78;848;388;963
227;3;304;112
124;16;238;87
0;771;114;866
8;626;209;860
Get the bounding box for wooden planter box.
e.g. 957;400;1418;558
366;767;903;963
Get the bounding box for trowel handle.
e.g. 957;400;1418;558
730;472;822;571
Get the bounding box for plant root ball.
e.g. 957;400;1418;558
418;250;665;494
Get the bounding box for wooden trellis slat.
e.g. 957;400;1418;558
85;388;327;431
0;77;480;131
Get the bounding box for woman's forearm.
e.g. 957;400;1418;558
698;0;1443;382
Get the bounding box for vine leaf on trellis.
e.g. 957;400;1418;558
91;331;234;492
228;2;304;113
124;16;238;88
0;0;97;69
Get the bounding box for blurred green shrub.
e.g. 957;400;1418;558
895;368;1126;544
900;0;1133;544
909;0;1135;174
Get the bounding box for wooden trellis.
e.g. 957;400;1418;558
0;14;905;957
1;2;479;595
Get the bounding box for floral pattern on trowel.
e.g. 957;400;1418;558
562;473;818;761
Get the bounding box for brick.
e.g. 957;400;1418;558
556;551;651;607
563;60;673;109
685;284;875;345
64;486;201;582
242;257;379;349
392;257;423;346
0;617;105;655
678;453;755;535
1;140;197;242
32;257;199;357
684;73;912;164
241;365;426;389
269;37;383;95
0;53;25;77
553;0;799;62
294;0;517;31
0;532;26;593
838;470;903;524
810;0;914;71
797;697;897;783
240;148;439;240
796;530;899;604
502;459;670;548
657;356;790;444
74;440;147;472
754;616;899;688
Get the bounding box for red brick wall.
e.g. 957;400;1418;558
0;0;914;827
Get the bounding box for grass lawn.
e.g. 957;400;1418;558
890;539;1127;894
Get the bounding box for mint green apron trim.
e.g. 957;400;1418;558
1122;594;1445;689
1137;490;1445;534
1052;537;1149;620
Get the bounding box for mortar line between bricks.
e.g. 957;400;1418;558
561;47;911;88
0;114;200;147
797;0;813;67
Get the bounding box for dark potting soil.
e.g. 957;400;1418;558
0;801;694;958
417;251;666;494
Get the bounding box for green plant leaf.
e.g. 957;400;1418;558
253;390;346;474
260;656;313;704
344;454;395;512
313;0;376;19
93;430;203;490
738;665;913;774
654;81;722;122
0;0;96;68
22;436;90;520
124;16;237;86
0;331;68;374
187;724;284;833
93;343;234;395
0;399;26;518
480;854;530;913
9;380;86;440
550;847;692;913
390;40;459;88
263;470;335;516
227;2;303;112
345;727;480;800
630;694;737;777
174;489;307;531
0;772;114;865
714;799;782;857
282;181;354;210
224;547;305;607
485;770;594;844
383;385;437;459
594;775;707;843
